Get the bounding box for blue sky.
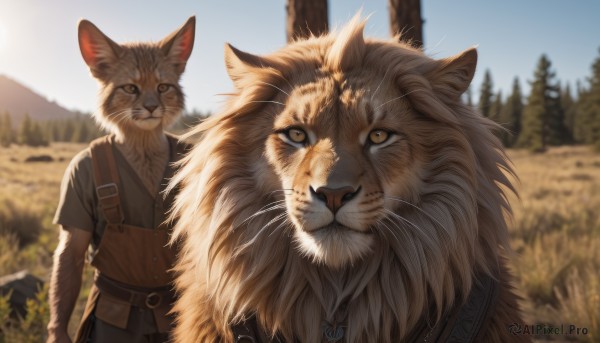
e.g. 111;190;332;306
0;0;598;114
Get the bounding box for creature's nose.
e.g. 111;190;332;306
144;104;158;113
312;186;360;214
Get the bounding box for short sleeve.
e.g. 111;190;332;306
53;149;96;232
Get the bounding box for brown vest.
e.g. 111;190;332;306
75;134;189;342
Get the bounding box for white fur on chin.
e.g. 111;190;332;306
294;227;374;268
133;117;163;130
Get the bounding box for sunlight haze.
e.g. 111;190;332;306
0;0;598;115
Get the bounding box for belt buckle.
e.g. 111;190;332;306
96;183;119;200
145;292;162;309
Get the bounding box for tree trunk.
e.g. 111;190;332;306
388;0;424;47
286;0;329;43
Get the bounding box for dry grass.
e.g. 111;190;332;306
0;143;85;277
508;146;600;342
0;143;599;341
0;142;90;340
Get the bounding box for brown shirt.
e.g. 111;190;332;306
53;136;181;250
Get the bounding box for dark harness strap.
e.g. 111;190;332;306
418;273;499;342
89;134;190;229
230;273;499;343
90;135;125;228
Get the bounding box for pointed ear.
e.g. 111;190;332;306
427;48;477;101
325;12;366;72
160;16;196;74
224;43;273;88
78;19;122;79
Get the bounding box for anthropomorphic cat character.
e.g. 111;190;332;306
169;14;529;343
47;16;194;343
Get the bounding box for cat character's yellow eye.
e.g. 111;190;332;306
286;128;307;144
157;84;171;93
368;130;390;145
122;84;139;94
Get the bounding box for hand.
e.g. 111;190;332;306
46;329;73;343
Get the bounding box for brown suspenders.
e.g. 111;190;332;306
89;135;125;231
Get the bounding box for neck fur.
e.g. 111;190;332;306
113;126;169;195
114;126;167;152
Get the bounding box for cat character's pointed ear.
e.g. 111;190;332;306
78;19;122;80
426;47;478;101
160;16;196;74
224;43;276;89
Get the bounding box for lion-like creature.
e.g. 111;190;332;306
169;15;528;343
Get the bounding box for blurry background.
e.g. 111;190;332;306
0;0;599;342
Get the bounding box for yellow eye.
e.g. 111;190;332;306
122;84;138;94
157;84;170;93
286;128;307;144
368;130;390;144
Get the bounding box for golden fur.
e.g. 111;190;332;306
78;17;195;194
170;15;525;342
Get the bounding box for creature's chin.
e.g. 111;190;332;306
294;224;374;269
132;117;163;130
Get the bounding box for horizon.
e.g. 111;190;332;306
0;1;599;115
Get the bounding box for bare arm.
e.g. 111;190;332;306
46;226;92;343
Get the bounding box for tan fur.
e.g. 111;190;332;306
78;17;195;194
170;14;526;343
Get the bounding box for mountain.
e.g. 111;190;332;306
0;75;77;127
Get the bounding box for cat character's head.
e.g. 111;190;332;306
78;16;195;135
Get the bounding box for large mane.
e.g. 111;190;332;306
169;15;516;343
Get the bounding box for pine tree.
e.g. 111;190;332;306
489;91;503;123
499;78;524;147
0;112;13;147
30;121;49;147
72;119;90;143
478;70;494;118
548;84;569;145
51;122;61;142
18;113;34;146
590;53;600;150
464;86;473;107
574;81;589;143
562;83;577;141
61;120;75;142
577;49;600;150
518;55;567;151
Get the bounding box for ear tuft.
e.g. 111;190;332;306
325;12;367;72
428;48;478;100
224;43;272;89
160;16;196;74
78;19;122;79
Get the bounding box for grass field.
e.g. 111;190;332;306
508;146;600;341
0;143;93;341
0;143;599;342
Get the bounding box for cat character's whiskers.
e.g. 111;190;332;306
240;200;287;228
370;68;390;102
375;218;403;247
257;81;290;97
233;212;290;258
375;89;423;111
98;109;132;129
383;209;428;238
162;106;185;116
249;100;286;107
384;196;448;235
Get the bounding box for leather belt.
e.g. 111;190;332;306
94;273;175;309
